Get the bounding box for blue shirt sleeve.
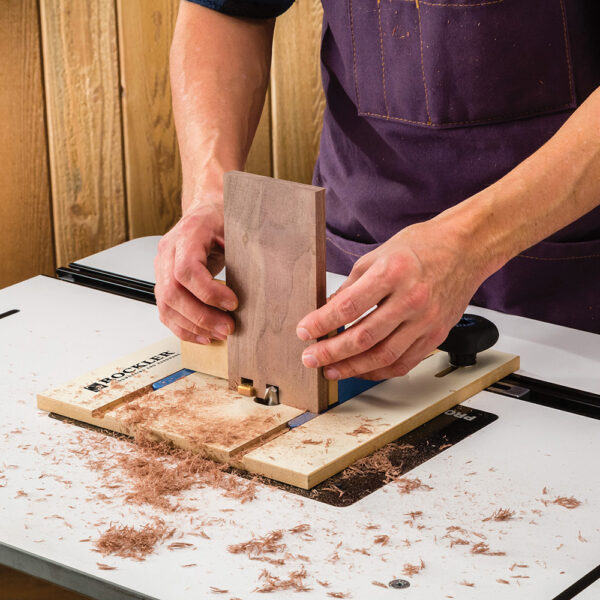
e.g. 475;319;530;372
186;0;295;18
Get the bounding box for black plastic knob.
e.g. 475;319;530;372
438;314;499;367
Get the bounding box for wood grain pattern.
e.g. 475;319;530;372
243;350;520;489
224;172;327;412
0;0;55;289
271;0;325;184
116;0;182;238
40;0;127;266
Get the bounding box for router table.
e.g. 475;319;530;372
1;236;599;600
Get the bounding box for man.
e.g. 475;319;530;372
155;0;600;382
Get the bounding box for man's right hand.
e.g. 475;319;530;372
154;202;238;344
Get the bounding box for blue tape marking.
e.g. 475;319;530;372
287;377;386;429
288;411;317;429
152;368;196;390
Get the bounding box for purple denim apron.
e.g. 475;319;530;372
314;0;600;333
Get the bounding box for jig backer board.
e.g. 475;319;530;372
224;171;328;413
181;338;228;380
37;337;518;489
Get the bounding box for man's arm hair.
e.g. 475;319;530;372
170;1;275;213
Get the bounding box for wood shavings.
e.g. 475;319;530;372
168;542;195;550
289;524;310;534
181;563;197;568
372;581;388;588
373;535;389;546
340;444;404;484
320;483;345;498
190;530;211;539
96;562;117;570
405;510;423;521
470;542;505;556
317;580;330;587
327;592;349;598
553;496;581;509
254;566;311;593
209;587;229;594
509;563;529;571
301;439;322;445
347;423;373;437
397;477;432;495
578;531;587;542
227;530;285;561
83;434;257;512
402;559;425;576
482;508;515;522
497;579;510;585
459;581;475;587
94;520;175;560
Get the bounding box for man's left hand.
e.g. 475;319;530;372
296;221;485;380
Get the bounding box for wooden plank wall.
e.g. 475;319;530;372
40;0;128;267
0;0;324;290
0;0;55;288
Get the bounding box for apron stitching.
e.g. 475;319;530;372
377;0;391;116
558;0;576;106
418;0;504;6
415;0;433;125
326;236;368;258
348;0;362;112
518;253;600;261
359;102;573;127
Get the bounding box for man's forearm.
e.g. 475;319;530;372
437;87;600;283
170;2;274;214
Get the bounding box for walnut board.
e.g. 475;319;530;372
224;171;328;413
242;350;520;489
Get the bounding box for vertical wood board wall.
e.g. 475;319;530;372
0;0;54;288
0;0;324;289
40;0;127;267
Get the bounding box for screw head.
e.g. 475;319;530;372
389;579;410;589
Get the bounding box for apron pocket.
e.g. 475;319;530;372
349;0;576;128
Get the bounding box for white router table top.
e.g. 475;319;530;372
1;237;599;600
